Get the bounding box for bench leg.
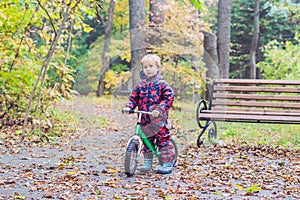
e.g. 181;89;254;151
208;121;217;140
197;121;217;148
197;127;207;147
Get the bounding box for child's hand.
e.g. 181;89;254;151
151;110;160;117
122;107;131;113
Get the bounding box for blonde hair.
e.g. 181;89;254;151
140;54;161;68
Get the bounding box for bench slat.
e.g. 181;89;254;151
214;86;300;93
199;113;300;123
202;110;300;116
213;93;300;101
211;107;300;114
215;79;300;85
213;100;300;109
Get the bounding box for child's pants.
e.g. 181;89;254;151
143;128;175;163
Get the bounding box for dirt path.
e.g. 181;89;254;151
0;97;299;199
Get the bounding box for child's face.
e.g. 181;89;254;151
142;62;159;78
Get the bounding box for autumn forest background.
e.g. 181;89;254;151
0;0;299;142
1;1;300;199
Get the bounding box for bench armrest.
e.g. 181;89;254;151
196;99;210;128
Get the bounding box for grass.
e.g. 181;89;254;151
53;97;109;135
216;122;300;150
167;100;300;150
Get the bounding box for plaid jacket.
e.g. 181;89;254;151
126;71;174;135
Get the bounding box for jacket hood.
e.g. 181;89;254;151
139;71;163;83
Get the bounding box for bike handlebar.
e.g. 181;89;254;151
122;109;152;115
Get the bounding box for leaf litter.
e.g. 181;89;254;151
0;98;299;199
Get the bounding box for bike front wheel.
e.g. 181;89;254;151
124;140;139;176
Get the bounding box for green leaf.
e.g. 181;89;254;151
235;184;243;191
246;184;261;194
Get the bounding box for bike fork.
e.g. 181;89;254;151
126;135;143;155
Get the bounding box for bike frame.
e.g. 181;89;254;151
125;110;160;158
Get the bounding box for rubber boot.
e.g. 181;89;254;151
157;162;173;174
140;158;153;172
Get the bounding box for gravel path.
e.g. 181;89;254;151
0;97;299;199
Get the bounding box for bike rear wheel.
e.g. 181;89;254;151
124;140;139;176
158;138;178;166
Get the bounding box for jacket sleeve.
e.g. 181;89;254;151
157;82;174;114
125;84;140;110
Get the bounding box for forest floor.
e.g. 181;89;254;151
0;96;299;200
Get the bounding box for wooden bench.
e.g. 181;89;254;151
195;79;300;147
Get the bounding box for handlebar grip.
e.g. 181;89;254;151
122;109;153;115
122;109;134;114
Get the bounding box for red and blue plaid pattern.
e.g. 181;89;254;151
126;71;176;162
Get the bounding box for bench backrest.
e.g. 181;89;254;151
209;79;300;115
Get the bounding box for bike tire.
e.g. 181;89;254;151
158;138;178;166
124;140;139;176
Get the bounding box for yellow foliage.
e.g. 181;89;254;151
144;0;211;58
104;70;130;91
107;34;131;62
113;0;129;31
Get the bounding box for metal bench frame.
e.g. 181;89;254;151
196;79;300;147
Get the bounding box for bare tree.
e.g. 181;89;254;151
217;0;232;78
129;0;146;86
97;0;115;97
249;0;260;79
202;31;219;100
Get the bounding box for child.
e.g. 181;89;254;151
122;53;175;174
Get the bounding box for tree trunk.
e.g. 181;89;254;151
146;0;166;49
249;0;260;79
150;0;166;24
129;0;146;86
202;31;220;101
217;0;232;79
202;31;220;81
97;0;115;97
